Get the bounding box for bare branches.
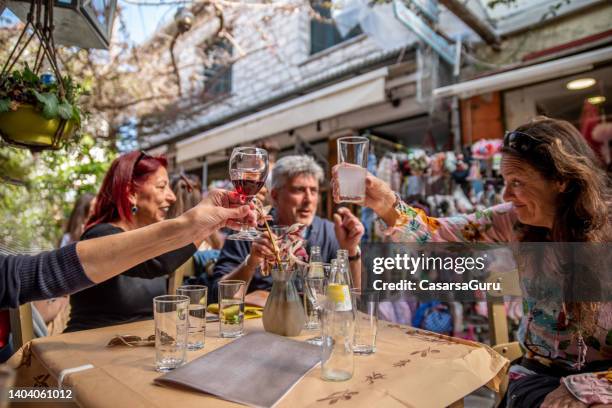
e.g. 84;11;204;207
1;0;309;141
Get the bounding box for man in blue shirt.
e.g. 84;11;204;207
212;155;364;296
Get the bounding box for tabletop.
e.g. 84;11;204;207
10;317;508;408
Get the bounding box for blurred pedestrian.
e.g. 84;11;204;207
58;193;95;248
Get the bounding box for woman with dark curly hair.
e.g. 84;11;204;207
333;117;611;407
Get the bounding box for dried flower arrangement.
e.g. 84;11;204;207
253;198;308;276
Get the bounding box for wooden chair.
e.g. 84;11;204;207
493;341;523;361
486;269;522;345
485;269;523;406
493;341;523;407
9;303;34;350
168;257;195;294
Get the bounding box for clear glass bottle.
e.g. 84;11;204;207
307;246;324;278
336;249;353;288
304;246;324;330
321;259;355;381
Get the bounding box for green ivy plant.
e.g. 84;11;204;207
0;65;83;126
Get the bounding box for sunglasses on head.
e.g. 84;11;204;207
134;151;151;167
503;131;543;153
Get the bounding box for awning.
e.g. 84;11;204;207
433;45;612;99
176;67;389;163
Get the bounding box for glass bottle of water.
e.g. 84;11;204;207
336;249;353;288
307;246;324;278
304;246;324;330
321;259;355;381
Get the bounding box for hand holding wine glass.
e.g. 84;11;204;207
182;190;256;241
227;147;269;241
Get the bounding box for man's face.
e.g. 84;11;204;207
272;174;319;226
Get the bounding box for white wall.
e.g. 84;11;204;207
142;1;407;147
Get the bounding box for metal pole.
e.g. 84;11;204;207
451;96;461;152
201;158;208;192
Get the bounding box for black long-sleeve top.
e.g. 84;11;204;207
65;223;196;332
0;244;92;310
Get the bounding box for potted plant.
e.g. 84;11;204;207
0;65;83;150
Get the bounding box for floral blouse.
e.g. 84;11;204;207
384;202;612;403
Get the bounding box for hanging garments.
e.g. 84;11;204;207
376;155;393;187
361;151;378;242
592;122;612;165
579;99;603;159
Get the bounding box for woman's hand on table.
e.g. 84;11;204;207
541;384;588;408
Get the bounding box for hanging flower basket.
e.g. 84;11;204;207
0;0;84;151
0;104;76;150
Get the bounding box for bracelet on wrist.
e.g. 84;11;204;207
377;192;412;230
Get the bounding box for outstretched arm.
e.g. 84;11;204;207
1;191;255;308
331;165;516;243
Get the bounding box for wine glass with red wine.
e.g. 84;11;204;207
226;147;269;241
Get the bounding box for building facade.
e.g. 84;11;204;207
139;0;612;202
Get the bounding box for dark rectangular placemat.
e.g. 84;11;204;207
155;332;321;408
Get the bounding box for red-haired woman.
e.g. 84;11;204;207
65;151;197;332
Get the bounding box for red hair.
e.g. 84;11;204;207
86;151;168;231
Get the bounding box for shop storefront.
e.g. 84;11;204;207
435;44;612;166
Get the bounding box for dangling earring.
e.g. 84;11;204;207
131;205;138;215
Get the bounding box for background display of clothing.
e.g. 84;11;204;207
363;137;505;242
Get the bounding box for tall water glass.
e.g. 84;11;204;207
337;136;369;203
218;280;246;338
177;285;208;350
154;295;189;372
351;289;379;355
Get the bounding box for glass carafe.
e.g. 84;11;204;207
262;264;306;337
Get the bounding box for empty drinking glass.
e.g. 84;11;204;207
351;290;379;355
218;280;246;338
154;295;189;372
177;285;208;350
337;136;369;203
